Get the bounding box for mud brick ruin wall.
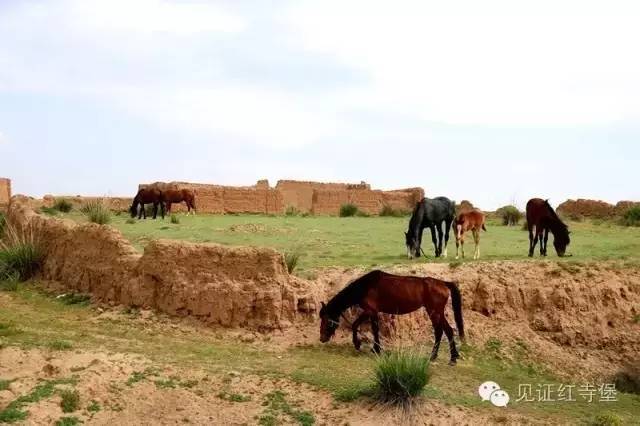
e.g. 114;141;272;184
0;177;11;210
557;198;640;219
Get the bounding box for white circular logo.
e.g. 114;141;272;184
478;381;500;401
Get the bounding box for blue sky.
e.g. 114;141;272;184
1;0;638;209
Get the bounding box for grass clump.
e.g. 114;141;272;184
55;417;81;426
372;349;430;405
0;223;43;282
170;214;180;224
53;199;73;213
59;389;80;413
284;249;302;274
379;205;410;217
622;206;640;227
0;379;12;391
259;390;314;426
82;201;111;225
0;212;5;235
496;205;523;226
57;293;91;306
285;205;300;216
339;203;359;217
125;217;136;224
611;364;640;395
48;340;73;350
217;391;251;402
40;206;59;216
589;413;623;426
87;400;101;413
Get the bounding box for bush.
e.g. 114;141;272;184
82;201;111;225
170;214;180;224
612;364;640;395
0;223;43;282
125;218;136;224
284;249;301;274
589;413;623;426
373;349;430;405
379;205;410;217
496;205;523;226
339;204;359;217
53;198;73;213
59;389;80;413
40;206;59;216
285;205;300;216
622;206;640;227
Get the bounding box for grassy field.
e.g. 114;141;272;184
1;285;639;425
62;211;640;271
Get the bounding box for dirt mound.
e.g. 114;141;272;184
557;199;616;219
6;198;318;330
228;223;267;233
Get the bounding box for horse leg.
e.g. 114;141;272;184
529;224;537;257
442;318;459;365
141;203;146;219
371;313;382;354
436;222;444;258
473;229;480;260
443;218;453;258
543;228;549;256
152;202;158;219
430;225;438;257
351;313;369;351
428;312;444;361
537;228;545;256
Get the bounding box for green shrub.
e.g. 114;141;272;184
59;389;80;413
339;204;359;217
284;249;301;274
82;201;111;225
55;417;80;426
612;364;640;395
496;205;523;226
285;205;300;216
125;218;136;224
379;205;410;217
170;214;180;224
0;223;43;282
589;413;623;426
622;206;640;227
40;206;59;216
373;349;430;404
53;199;73;213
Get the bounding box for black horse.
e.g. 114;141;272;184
129;187;165;220
405;197;456;258
526;198;570;257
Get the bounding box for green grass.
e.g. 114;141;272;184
59;389;80;413
87;400;101;413
1;285;639;424
62;213;640;271
81;201;111;225
373;349;430;404
258;390;315;426
170;214;180;224
0;377;78;423
217;391;251;402
55;417;80;426
53;198;73;213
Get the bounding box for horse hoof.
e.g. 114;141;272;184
448;360;457;366
371;346;382;354
354;342;361;351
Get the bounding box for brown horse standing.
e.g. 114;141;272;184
319;270;465;365
164;189;196;215
129;188;165;219
453;210;486;260
526;198;570;257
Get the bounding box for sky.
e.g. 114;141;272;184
0;0;639;210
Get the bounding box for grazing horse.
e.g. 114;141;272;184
405;197;456;258
129;187;165;219
526;198;570;257
164;188;196;215
319;270;465;365
453;210;487;260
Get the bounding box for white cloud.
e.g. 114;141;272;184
0;131;7;145
285;0;640;126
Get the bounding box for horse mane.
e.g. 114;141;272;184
544;200;570;243
407;199;425;233
325;270;381;316
544;200;567;228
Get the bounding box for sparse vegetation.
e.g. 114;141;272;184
622;206;640;227
496;205;523;226
284;249;301;274
125;217;136;224
170;214;180;224
259;391;314;426
0;378;77;423
0;379;12;391
379;205;410;217
40;206;59;216
87;400;101;413
82;200;111;225
53;198;73;213
285;205;300;216
0;222;43;282
372;349;430;405
589;413;623;426
48;339;73;350
339;203;359;217
217;391;251;402
485;337;503;354
55;417;81;426
59;389;80;413
57;293;91;306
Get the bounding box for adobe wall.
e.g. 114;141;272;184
6;197;320;329
557;198;640;219
311;187;424;215
0;177;11;210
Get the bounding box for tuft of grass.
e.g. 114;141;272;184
633;314;640;324
40;206;59;216
0;212;5;235
155;379;177;389
339;203;359;217
55;416;81;426
379;205;410;217
53;199;73;213
372;349;430;405
0;222;43;282
87;400;101;413
485;337;503;354
0;379;13;391
448;260;462;269
126;367;159;386
170;214;180;224
82;201;111;225
57;293;91;306
622;206;640;227
59;389;80;413
611;364;640;395
589;413;623;426
285;205;300;216
217;391;251;402
284;249;302;274
0;378;77;423
259;390;314;426
496;205;523;226
48;340;73;350
125;218;136;224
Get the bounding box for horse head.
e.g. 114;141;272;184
319;302;339;343
405;231;421;259
553;228;571;256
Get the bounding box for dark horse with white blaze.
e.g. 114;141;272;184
129;187;165;220
526;198;570;257
319;270;465;365
405;197;456;258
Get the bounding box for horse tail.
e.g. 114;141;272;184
445;282;465;341
482;223;487;232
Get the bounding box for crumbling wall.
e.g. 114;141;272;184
311;187;424;215
557;199;616;219
6;197;317;329
0;177;11;210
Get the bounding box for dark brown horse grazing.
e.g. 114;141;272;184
164;188;196;215
453;209;487;260
526;198;570;257
319;270;465;365
129;187;165;219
